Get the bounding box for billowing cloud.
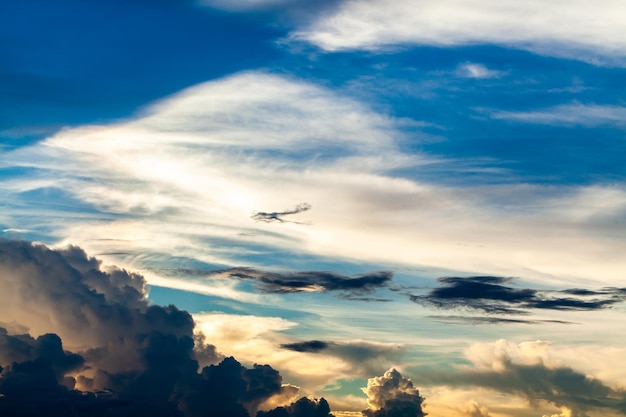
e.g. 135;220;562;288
410;276;626;315
0;239;323;417
362;368;426;417
290;0;626;64
257;397;334;417
216;267;392;295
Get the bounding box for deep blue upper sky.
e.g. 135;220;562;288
3;0;625;185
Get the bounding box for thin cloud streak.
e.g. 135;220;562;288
487;103;626;127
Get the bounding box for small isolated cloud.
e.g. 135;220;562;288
456;63;504;79
362;368;426;417
487;103;626;128
215;267;393;296
281;340;329;353
252;203;312;224
410;276;626;315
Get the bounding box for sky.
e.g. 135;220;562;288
1;1;626;416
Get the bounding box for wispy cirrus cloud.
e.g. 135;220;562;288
289;0;626;65
486;103;626;128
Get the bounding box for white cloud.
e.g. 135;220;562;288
1;71;625;292
487;103;626;127
290;0;626;64
456;63;504;79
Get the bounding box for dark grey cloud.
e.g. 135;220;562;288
252;203;312;224
221;267;393;296
362;368;426;417
0;239;326;417
256;397;333;417
410;276;626;315
280;340;329;353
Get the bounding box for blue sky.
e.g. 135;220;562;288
1;1;626;416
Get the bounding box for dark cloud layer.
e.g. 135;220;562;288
411;276;626;315
0;240;331;417
220;267;392;296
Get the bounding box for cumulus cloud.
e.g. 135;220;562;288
0;239;322;417
361;368;426;417
257;397;334;417
410;276;626;315
215;267;393;295
289;0;626;64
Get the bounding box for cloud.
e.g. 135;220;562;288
281;341;330;353
410;276;626;315
421;339;626;417
214;267;393;295
426;315;576;325
456;63;504;79
289;0;626;64
464;400;491;417
361;368;426;417
252;203;312;224
257;397;334;417
0;239;327;417
486;103;626;128
2;71;626;288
